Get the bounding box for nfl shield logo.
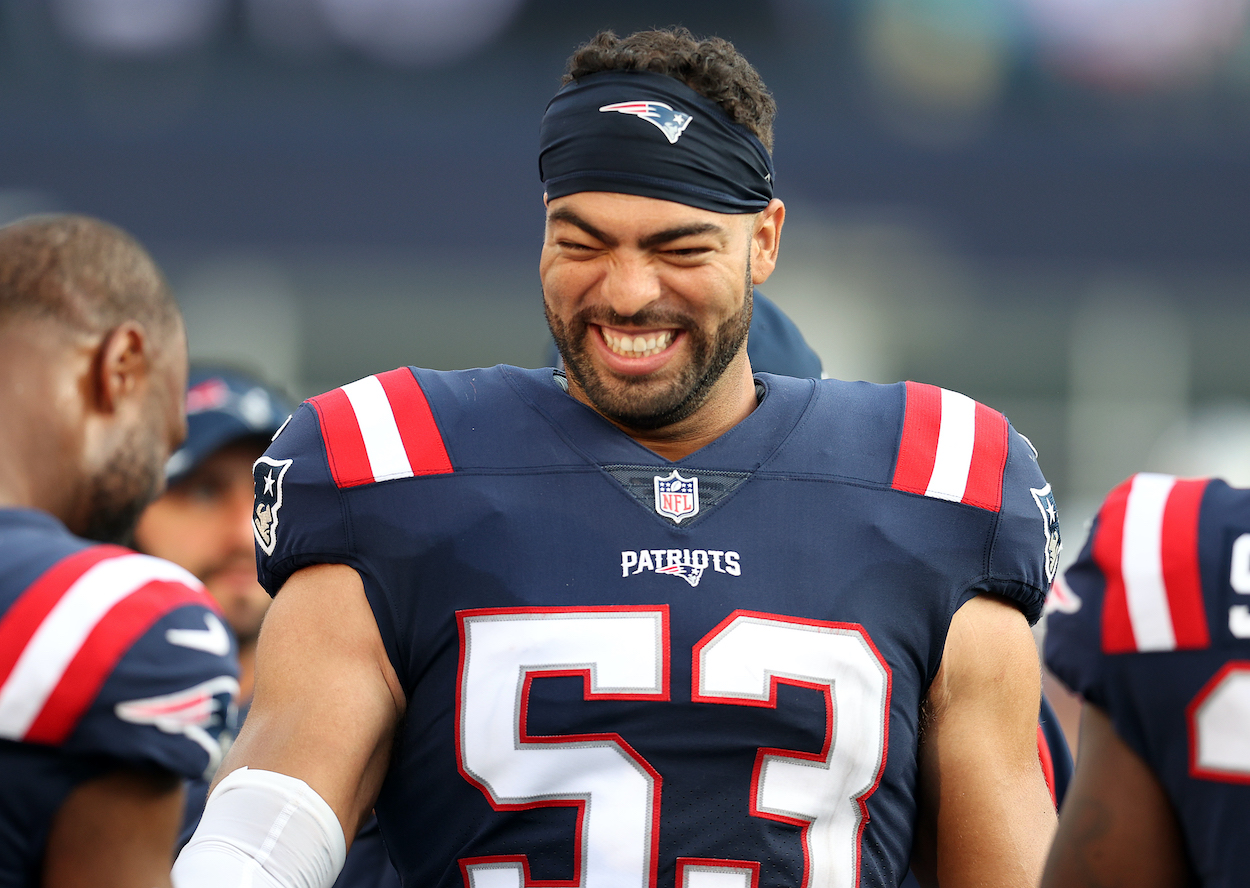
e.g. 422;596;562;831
654;470;699;523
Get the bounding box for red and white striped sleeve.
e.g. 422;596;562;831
308;367;453;489
890;381;1010;512
1091;472;1211;654
0;546;232;749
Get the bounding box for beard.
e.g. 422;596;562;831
547;265;753;432
81;425;165;547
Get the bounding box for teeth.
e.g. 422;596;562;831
603;329;674;358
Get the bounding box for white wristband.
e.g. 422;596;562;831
172;767;348;888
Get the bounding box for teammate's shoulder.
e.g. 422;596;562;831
0;527;235;774
1051;472;1250;658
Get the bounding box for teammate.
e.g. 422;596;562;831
177;29;1060;888
0;215;238;887
133;366;399;887
1043;473;1250;887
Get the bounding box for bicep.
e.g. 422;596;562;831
215;562;405;842
1041;703;1194;888
43;767;183;888
913;594;1057;888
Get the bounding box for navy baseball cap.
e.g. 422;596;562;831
164;367;294;485
545;290;823;379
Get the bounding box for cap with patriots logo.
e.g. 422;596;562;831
165;367;294;486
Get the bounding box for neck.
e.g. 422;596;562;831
588;354;759;461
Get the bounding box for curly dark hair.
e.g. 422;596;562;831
562;28;776;153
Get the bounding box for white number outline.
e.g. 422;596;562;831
1187;660;1250;784
455;607;893;888
692;611;892;888
455;606;670;888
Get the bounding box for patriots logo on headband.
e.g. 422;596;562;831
599;101;693;145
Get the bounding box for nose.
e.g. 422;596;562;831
600;253;662;319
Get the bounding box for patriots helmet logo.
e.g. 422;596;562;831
599;101;694;145
1031;484;1062;585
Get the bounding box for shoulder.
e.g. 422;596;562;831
1047;473;1245;669
0;533;237;778
787;379;1057;620
255;365;541;593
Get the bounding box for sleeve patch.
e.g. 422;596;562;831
0;550;216;745
309;367;453;489
891;382;1008;512
1094;473;1211;654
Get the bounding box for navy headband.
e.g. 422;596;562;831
539;70;775;214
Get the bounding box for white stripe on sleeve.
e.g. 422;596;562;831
925;388;977;503
341;375;414;483
1121;472;1177;652
0;554;202;739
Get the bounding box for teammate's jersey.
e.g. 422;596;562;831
0;509;238;887
1046;473;1250;887
255;366;1058;888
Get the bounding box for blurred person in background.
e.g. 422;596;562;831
177;28;1059;888
133;366;398;888
135;367;294;713
1043;472;1250;887
0;214;237;887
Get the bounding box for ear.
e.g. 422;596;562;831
92;322;151;414
749;199;785;285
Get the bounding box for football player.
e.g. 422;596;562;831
1043;473;1250;887
177;28;1060;888
0;215;238;887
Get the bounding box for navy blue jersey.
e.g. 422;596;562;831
255;366;1057;888
1046;473;1250;887
0;509;238;887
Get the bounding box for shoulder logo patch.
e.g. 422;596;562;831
654;470;699;524
1031;483;1062;584
599;101;693;144
253;456;293;556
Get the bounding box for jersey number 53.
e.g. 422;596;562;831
456;607;892;888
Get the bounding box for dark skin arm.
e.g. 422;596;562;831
1041;703;1195;888
42;766;184;888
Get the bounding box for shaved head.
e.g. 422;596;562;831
0;214;188;543
0;214;179;341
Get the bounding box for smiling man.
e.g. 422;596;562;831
176;29;1059;888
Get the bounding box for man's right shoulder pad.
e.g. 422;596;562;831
252;402;345;596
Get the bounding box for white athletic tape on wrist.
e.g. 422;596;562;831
172;767;348;888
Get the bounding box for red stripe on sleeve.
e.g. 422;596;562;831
961;401;1009;512
23;580;212;745
1094;478;1136;654
0;546;128;688
376;368;453;476
1037;724;1057;808
891;382;942;496
1160;478;1211;651
308;388;374;489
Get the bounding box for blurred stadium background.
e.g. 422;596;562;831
2;0;1249;530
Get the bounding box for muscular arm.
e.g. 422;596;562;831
911;594;1057;888
43;767;183;888
212;562;406;842
1041;703;1195;888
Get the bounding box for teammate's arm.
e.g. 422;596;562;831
177;562;405;882
1041;703;1195;888
911;594;1057;888
42;766;183;888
